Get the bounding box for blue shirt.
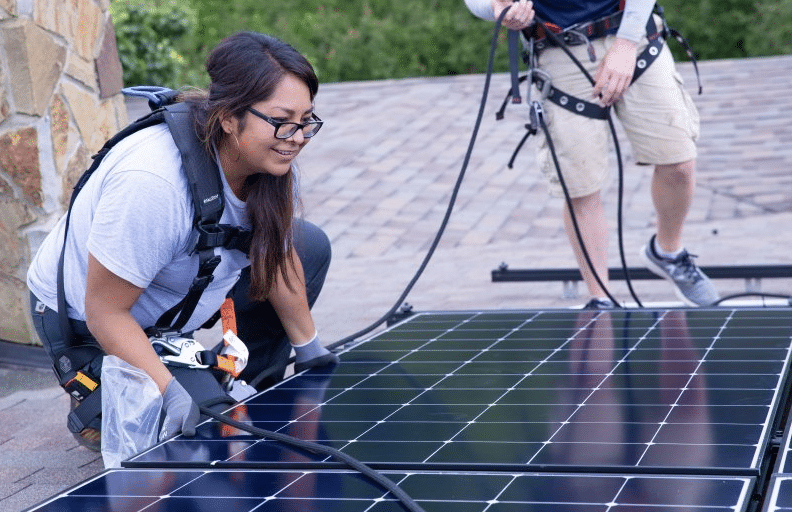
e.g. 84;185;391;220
534;0;621;30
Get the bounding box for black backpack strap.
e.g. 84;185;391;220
57;111;167;347
162;103;225;235
56;98;252;338
155;103;227;332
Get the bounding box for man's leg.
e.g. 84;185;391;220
562;191;612;304
652;159;695;252
641;159;718;306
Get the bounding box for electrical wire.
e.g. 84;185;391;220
199;405;426;512
709;292;792;307
537;107;621;308
323;8;515;351
533;17;644;307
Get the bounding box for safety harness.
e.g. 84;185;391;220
498;5;701;168
56;87;253;434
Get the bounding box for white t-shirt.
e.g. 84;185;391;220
27;123;251;333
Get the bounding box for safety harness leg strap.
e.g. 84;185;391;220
531;15;664;122
67;387;102;433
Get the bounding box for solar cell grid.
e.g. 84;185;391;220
31;468;754;512
128;308;792;475
29;307;792;511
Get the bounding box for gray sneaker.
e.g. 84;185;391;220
583;298;616;309
640;235;719;306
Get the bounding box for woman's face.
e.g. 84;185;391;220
229;73;314;179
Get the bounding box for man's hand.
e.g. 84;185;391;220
159;378;200;441
592;38;638;106
492;0;534;30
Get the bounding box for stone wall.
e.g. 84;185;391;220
0;0;127;345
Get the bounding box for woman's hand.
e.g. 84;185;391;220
492;0;534;30
159;378;200;440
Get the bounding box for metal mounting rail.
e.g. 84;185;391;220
491;263;792;299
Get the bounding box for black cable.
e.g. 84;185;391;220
709;292;792;307
538;112;621;307
323;9;514;351
198;405;426;512
535;17;643;307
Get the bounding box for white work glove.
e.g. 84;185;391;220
159;378;200;441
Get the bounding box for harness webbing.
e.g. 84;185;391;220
54;93;253;433
499;14;665;124
497;6;701;170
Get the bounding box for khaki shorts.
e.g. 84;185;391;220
535;21;700;198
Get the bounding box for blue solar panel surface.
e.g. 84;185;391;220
28;307;792;511
131;308;792;473
31;469;754;511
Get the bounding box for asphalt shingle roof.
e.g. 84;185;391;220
1;54;790;512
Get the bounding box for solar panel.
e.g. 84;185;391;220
128;308;792;474
29;468;755;511
26;307;792;511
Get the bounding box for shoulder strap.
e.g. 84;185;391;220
155;103;253;332
57;97;253;342
162;103;225;239
57;111;167;347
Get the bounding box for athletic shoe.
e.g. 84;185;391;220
583;298;616;309
640;235;719;306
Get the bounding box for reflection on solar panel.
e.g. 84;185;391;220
30;308;792;511
32;468;754;511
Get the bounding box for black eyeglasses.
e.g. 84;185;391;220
246;107;323;139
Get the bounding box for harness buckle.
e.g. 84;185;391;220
149;331;210;369
193;222;225;252
528;100;544;135
531;69;552;100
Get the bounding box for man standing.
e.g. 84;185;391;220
465;0;719;308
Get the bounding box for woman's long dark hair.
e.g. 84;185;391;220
183;32;319;301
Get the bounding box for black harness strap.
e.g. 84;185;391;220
155;103;226;332
154;102;254;332
507;29;523;105
496;6;704;170
53;93;252;433
57;111;167;347
538;19;664;121
500;15;665;124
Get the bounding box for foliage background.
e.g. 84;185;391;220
110;0;792;89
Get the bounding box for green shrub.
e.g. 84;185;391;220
110;0;201;88
659;0;792;61
112;0;792;86
186;0;510;83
